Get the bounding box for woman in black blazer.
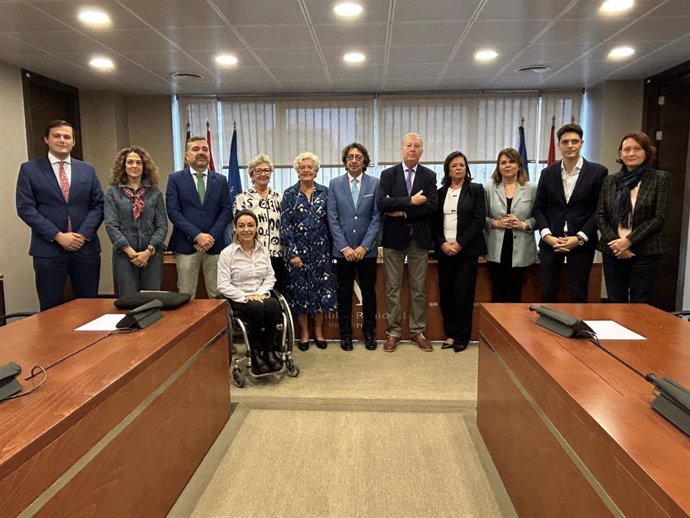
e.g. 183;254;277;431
433;151;487;352
596;131;669;303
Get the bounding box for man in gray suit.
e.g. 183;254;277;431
328;143;381;351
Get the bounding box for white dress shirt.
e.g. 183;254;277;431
217;242;275;303
48;152;72;185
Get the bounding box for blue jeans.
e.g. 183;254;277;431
602;254;662;303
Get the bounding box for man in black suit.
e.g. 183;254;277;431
377;133;438;352
533;123;608;302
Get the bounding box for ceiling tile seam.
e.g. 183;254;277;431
433;0;488;88
297;0;334;89
205;0;284;90
380;0;396;91
110;0;223;85
485;0;581;86
539;0;673;84
0;29;145;94
586;32;690;88
25;0;184;90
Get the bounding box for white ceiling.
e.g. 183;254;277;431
0;0;688;95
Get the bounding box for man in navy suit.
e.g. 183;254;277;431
533;123;608;302
16;120;104;311
166;136;231;298
376;133;438;352
328;143;381;351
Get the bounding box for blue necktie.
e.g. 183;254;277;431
351;178;359;206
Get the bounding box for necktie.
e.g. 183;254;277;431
194;173;205;203
351;178;359;206
406;168;413;195
58;161;72;231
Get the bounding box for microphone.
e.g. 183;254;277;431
528;304;594;338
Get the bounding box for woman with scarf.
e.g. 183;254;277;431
596;131;669;303
105;146;168;297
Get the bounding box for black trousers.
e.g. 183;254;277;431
335;257;377;338
437;254;478;344
488;262;527;302
538;247;595;303
271;256;288;295
603;254;662;303
34;251;100;311
230;298;282;354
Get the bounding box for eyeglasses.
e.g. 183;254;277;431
346;155;364;162
253;168;272;175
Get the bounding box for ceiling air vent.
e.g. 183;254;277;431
170;72;204;80
514;64;552;74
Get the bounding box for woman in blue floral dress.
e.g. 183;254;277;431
281;152;337;351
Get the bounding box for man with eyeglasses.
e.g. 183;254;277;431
328;143;381;351
376;132;438;352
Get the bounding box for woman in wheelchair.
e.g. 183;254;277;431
218;209;283;374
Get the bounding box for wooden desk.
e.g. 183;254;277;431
0;299;229;517
477;303;690;517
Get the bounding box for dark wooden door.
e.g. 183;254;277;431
22;69;82;160
643;61;690;311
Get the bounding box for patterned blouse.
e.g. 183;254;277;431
233;188;283;258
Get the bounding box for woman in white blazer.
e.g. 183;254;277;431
484;148;538;302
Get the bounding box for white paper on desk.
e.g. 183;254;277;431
583;320;646;340
75;314;123;331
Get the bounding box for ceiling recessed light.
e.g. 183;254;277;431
334;3;363;18
215;54;239;66
608;46;635;59
343;52;366;63
89;56;114;71
475;49;498;62
78;8;111;27
599;0;634;14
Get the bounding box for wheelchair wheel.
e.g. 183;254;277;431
232;367;246;388
286;359;300;377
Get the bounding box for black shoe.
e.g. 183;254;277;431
263;352;283;372
315;339;328;350
364;334;377;351
441;341;454;350
298;341;310;352
340;337;353;351
250;355;271;375
453;342;468;353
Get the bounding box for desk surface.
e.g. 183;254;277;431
479;303;690;516
0;298;226;478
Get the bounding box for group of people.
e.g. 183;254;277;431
17;121;669;368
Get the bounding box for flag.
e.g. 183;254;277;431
518;122;529;179
206;121;216;172
547;117;556;166
183;122;191;166
226;123;242;243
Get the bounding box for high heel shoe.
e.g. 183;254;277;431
315;338;328;350
298;341;310;352
441;341;454;350
453;342;468;353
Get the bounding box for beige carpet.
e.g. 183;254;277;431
170;342;517;518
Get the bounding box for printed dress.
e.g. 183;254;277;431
280;182;337;314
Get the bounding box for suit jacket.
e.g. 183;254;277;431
596;168;670;257
166;167;232;255
327;173;381;259
16;156;104;257
376;163;438;250
533;158;608;252
483;181;538;267
433;182;487;257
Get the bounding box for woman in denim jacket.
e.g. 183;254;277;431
105;146;168;297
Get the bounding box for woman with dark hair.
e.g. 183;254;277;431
105;146;167;297
596;131;669;302
218;209;283;374
432;151;487;352
484;147;537;302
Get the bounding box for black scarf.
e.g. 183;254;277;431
612;164;646;229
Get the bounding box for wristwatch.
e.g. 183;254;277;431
147;244;156;256
577;236;585;247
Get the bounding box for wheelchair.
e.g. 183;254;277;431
226;289;299;388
